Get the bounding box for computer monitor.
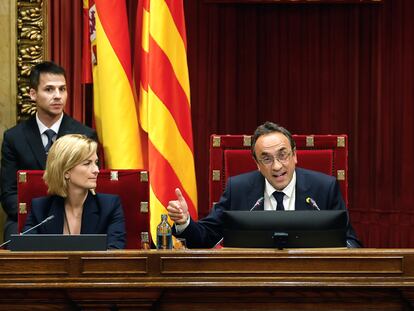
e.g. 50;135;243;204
9;234;107;251
222;210;347;249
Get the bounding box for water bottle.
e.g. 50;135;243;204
157;214;172;250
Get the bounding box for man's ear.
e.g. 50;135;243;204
292;148;298;165
29;88;37;101
253;156;262;172
252;153;260;171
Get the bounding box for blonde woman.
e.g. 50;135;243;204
23;134;125;249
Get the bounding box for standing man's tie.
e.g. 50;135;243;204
44;129;56;153
273;191;285;211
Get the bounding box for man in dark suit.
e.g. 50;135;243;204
0;61;97;241
167;121;361;248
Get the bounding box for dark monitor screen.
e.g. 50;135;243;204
10;234;107;251
222;210;347;249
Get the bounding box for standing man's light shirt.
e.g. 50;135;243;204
36;113;63;147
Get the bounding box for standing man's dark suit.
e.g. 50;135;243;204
174;168;361;248
23;192;126;249
0;114;97;240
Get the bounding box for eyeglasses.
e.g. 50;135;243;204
258;150;292;166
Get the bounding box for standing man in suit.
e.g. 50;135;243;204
167;121;361;248
0;61;98;242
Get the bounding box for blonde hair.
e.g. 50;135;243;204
43;134;98;197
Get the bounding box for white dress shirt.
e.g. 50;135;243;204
36;113;63;148
263;171;296;211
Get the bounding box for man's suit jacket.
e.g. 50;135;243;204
0;114;97;220
23;192;126;249
175;168;361;248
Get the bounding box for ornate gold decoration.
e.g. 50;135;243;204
306;136;314;147
110;171;119;181
337;170;346;181
337;136;346;148
212;136;221;147
16;0;46;121
140;202;149;213
140;171;149;182
212;170;220;181
243;135;252;147
18;172;27;183
19;203;27;214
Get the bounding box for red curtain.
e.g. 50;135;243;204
187;0;414;248
47;0;414;248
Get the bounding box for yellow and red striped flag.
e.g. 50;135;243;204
135;0;198;241
87;0;145;169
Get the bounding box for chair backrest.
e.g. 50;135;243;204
17;169;150;249
209;134;348;208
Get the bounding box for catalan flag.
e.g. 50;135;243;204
87;0;145;169
135;0;198;241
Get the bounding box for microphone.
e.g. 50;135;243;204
0;215;55;249
306;197;320;211
250;197;264;211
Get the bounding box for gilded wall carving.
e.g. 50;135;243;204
16;0;45;121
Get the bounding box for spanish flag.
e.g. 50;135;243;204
135;0;198;241
87;0;145;169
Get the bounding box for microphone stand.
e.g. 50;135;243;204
0;215;55;249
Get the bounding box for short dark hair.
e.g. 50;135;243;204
251;121;296;160
29;61;66;90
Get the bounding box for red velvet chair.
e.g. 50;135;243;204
209;134;348;208
17;169;150;249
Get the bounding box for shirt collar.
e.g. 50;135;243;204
265;170;296;198
36;113;63;135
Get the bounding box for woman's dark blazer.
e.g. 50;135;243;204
23;191;126;249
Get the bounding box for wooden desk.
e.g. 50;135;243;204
0;248;413;310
